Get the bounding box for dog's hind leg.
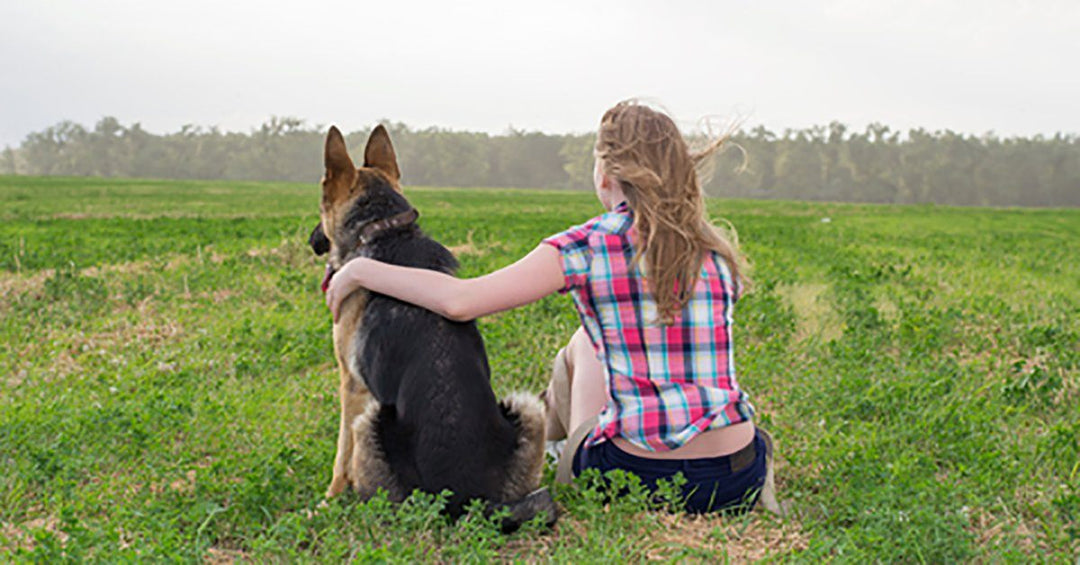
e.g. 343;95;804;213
350;402;404;501
327;370;372;498
497;392;547;502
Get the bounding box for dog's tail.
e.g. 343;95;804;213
491;487;559;533
491;392;559;532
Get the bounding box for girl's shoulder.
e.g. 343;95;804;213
546;203;633;249
593;203;633;235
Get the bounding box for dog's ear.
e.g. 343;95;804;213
324;126;356;195
309;222;330;255
363;125;401;186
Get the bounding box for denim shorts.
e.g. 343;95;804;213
572;429;768;514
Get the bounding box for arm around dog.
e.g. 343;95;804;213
327;244;565;322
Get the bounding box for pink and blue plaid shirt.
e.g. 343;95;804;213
543;202;754;452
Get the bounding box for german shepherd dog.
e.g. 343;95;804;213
309;125;557;530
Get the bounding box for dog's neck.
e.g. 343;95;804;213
357;207;419;246
335;185;417;263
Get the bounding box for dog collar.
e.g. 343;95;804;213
358;207;419;245
321;207;420;294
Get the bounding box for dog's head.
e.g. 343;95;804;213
309;125;403;290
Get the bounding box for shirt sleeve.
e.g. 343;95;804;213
541;219;596;294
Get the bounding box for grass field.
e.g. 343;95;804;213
1;175;1078;562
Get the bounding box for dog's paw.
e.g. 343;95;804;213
326;474;350;498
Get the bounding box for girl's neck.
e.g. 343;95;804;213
601;186;627;211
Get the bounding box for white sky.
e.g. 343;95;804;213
1;0;1078;147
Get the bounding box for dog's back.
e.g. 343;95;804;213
357;229;525;514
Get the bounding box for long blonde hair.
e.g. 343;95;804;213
595;100;747;325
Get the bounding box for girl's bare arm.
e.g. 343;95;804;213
325;244;565;322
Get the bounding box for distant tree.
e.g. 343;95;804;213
11;116;1080;207
90;116;125;177
0;146;16;174
489;128;567;188
774;129;823;198
705;126;775;198
21;120;89;175
559;134;595;190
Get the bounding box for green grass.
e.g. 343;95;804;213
1;175;1078;562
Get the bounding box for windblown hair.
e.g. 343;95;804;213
595;100;747;325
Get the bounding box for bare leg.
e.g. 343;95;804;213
546;327;611;483
564;326;610;433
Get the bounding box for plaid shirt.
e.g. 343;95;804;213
542;202;754;452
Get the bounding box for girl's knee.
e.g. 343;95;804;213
567;326;591;362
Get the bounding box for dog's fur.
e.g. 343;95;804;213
309;125;555;528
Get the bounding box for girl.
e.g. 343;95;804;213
325;100;770;514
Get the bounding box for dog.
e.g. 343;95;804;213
308;125;557;530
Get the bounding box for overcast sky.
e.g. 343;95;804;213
2;0;1078;148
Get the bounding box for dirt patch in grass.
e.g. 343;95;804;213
245;240;317;270
510;511;807;562
873;293;900;324
448;231;505;258
967;506;1046;557
48;211;281;221
205;547;251;564
137;469;201;498
0;257;187;304
73;308;182;350
7;303;182;386
49;212;185;220
203;289;239;304
0;516;68;553
0;270;50;301
645;512;808;561
776;282;843;343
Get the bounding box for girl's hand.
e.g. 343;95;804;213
325;257;369;322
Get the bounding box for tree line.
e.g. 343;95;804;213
2;116;1077;207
